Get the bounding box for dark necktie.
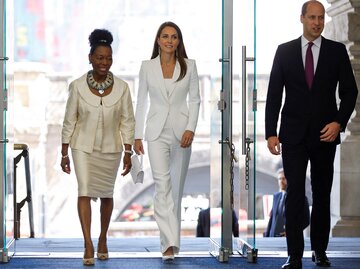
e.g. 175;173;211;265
305;42;314;89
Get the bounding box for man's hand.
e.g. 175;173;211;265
267;136;281;155
320;122;341;142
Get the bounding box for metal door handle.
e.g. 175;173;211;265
242;46;255;155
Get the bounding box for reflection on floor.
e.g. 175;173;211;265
11;237;360;258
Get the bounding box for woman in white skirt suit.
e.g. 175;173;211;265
134;21;200;262
60;29;135;265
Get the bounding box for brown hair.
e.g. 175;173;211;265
151;21;188;81
301;0;323;16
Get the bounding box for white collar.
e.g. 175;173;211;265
301;35;322;48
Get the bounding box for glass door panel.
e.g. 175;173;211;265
209;0;257;262
0;0;14;262
234;0;257;252
209;0;234;260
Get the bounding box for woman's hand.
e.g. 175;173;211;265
121;153;132;176
134;139;145;155
181;130;194;148
60;155;71;174
60;144;71;174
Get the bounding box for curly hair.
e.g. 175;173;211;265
88;29;113;55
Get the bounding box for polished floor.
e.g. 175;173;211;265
10;237;360;260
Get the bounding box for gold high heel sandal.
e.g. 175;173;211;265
83;248;95;266
97;252;109;260
83;257;95;266
97;243;109;260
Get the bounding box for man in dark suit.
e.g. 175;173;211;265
196;207;239;237
265;1;358;268
264;169;310;238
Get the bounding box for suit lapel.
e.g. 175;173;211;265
151;56;168;100
294;37;310;90
274;193;281;214
313;36;327;87
77;74;101;107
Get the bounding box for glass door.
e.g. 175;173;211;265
234;0;257;259
0;0;14;263
209;0;257;262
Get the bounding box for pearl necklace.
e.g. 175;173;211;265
86;71;114;95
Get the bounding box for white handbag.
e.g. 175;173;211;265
130;154;144;184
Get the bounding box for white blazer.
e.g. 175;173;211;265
135;56;201;141
62;73;135;153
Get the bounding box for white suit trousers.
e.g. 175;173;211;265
147;126;191;254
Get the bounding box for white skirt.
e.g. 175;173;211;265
71;105;121;199
72;149;121;199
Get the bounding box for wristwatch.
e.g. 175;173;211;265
124;150;133;155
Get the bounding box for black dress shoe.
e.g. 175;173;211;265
312;251;331;267
282;256;302;269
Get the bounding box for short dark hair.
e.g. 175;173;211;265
301;1;310;16
301;0;323;16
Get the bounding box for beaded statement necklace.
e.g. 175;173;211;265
86;71;114;95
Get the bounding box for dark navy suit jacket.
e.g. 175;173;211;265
265;36;358;145
196;208;239;237
264;192;310;237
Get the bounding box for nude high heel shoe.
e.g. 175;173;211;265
97;243;109;260
83;257;95;266
97;252;109;260
83;247;95;266
162;246;174;262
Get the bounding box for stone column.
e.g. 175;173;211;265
325;0;360;236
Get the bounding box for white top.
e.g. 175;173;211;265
164;78;174;96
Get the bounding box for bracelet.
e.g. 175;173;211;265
124;150;133;155
62;154;69;159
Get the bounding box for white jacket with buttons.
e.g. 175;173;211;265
61;73;135;153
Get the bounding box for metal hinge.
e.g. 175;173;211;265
3;89;7;111
253;88;257;111
217;91;226;111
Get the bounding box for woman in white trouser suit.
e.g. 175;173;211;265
134;21;200;261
